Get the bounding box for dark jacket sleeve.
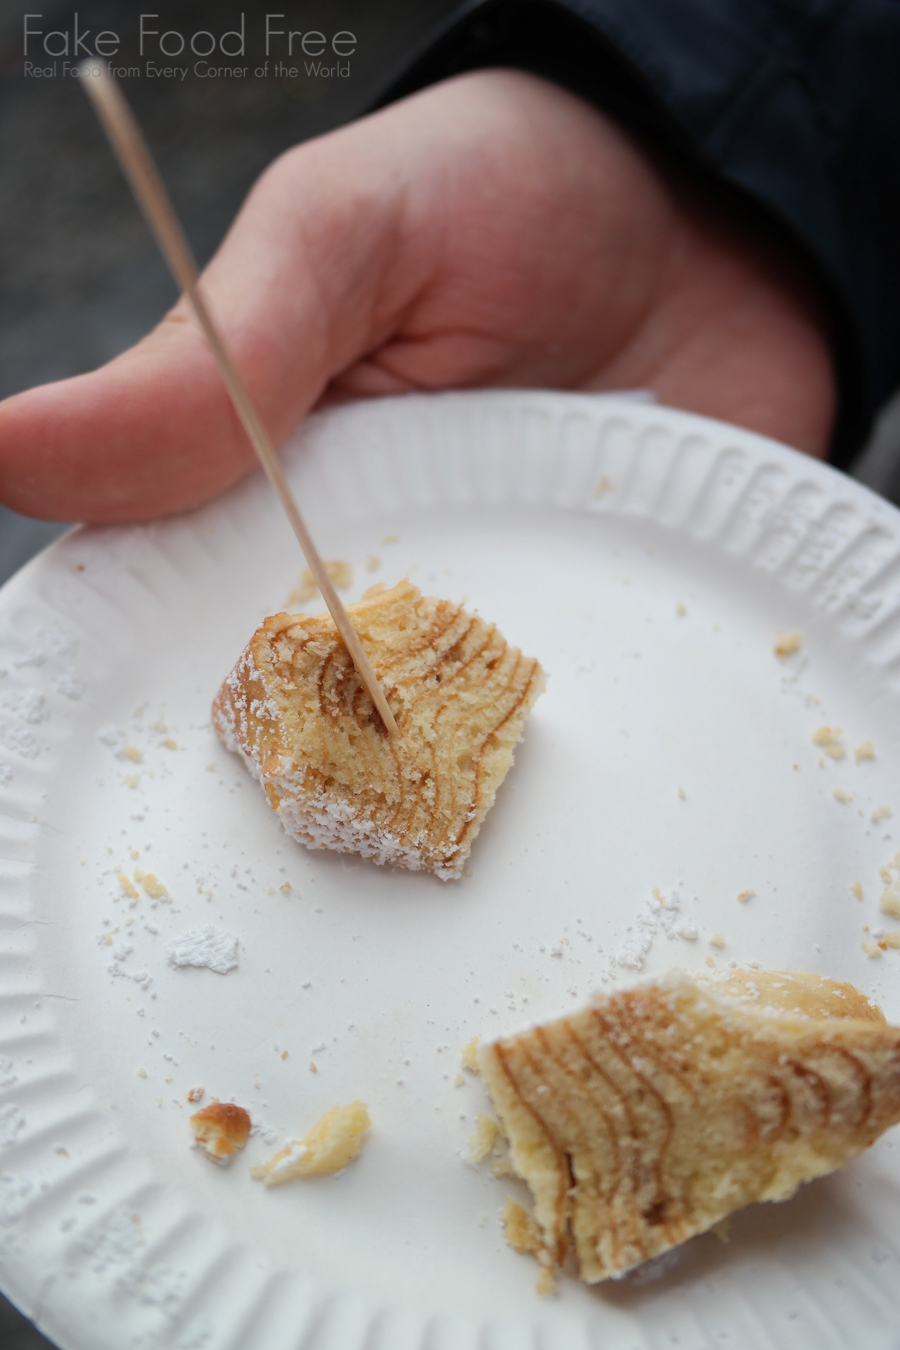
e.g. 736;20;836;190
377;0;900;467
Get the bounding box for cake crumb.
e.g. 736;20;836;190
454;1073;466;1087
833;788;853;803
501;1198;543;1254
287;560;353;608
251;1101;370;1185
186;1087;204;1103
382;533;399;544
675;602;687;617
461;1037;480;1072
190;1101;251;1163
705;955;716;968
281;1050;288;1060
774;631;801;658
824;744;846;761
134;869;168;899
851;881;863;901
872;805;893;823
812;726;841;746
863;942;883;959
880;890;900;918
882;931;900;949
855;739;875;763
117;873;139;899
309;1061;318;1073
468;1113;500;1164
366;555;381;572
491;1156;516;1178
162;738;178;750
136;1068;147;1079
122;746;143;762
677;786;686;800
737;889;755;903
535;1265;557;1296
500;1200;556;1292
594;477;612;498
709;933;726;948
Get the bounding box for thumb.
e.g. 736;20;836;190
0;114;418;524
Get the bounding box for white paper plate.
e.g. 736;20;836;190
2;390;900;1350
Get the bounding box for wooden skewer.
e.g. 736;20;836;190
80;59;398;737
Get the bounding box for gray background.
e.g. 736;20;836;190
1;0;899;1345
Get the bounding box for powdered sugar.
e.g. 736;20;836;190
166;927;239;975
613;890;697;972
97;725;130;756
12;625;77;668
0;688;46;723
278;786;434;875
53;673;85;701
0;723;39;758
265;1140;308;1181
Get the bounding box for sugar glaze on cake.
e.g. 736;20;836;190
212;580;545;879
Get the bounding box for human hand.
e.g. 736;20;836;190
0;69;835;522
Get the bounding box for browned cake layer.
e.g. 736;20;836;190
479;970;900;1281
212;580;545;878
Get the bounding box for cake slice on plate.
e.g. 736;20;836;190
478;969;900;1282
213;579;544;879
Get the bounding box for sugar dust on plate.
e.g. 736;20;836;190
166;926;239;974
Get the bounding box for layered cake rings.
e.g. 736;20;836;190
479;970;900;1282
213;580;545;878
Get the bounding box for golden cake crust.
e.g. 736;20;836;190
478;970;900;1282
189;1101;252;1162
212;580;545;879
